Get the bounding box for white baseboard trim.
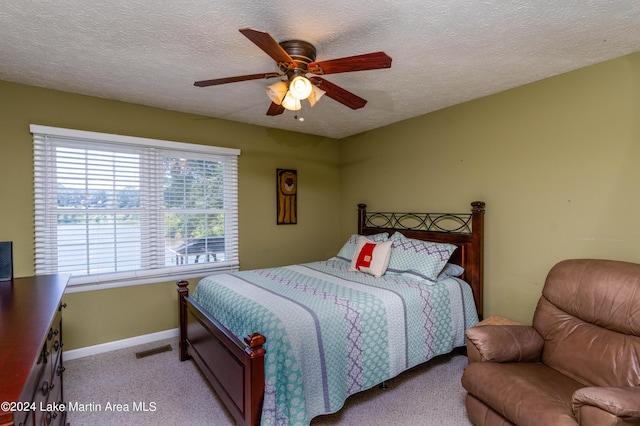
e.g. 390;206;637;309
63;328;179;361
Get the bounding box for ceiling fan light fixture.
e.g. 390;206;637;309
289;76;313;100
307;85;326;107
266;81;289;105
281;91;302;111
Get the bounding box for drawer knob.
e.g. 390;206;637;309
41;381;54;396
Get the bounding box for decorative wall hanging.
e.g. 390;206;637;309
277;169;297;224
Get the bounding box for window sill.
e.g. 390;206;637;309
63;265;239;293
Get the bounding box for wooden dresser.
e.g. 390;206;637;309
0;274;70;426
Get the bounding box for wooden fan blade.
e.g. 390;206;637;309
239;28;297;69
194;72;281;87
311;77;367;110
266;102;285;116
307;52;392;75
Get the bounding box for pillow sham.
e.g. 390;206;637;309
349;236;393;278
336;232;389;261
387;232;457;280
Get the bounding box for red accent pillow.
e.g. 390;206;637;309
349;236;392;277
354;242;376;269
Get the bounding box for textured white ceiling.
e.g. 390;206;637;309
1;1;639;139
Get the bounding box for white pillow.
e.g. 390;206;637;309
349;236;393;277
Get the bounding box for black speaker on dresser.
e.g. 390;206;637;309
0;241;13;281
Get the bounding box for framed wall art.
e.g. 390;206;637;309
277;169;297;224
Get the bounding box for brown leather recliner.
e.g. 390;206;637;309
461;259;640;426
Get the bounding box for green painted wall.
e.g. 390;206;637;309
0;80;341;350
3;51;639;350
340;52;640;323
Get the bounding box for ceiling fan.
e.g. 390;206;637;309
194;28;392;116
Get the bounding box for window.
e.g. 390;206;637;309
31;125;240;291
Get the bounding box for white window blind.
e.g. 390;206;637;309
31;124;240;291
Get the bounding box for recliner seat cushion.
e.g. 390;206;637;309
465;394;515;426
462;362;583;426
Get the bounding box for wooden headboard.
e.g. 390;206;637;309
357;201;485;319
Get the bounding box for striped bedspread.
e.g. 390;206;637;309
192;258;478;425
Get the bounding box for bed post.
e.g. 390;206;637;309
357;203;367;234
470;201;485;320
244;333;266;426
177;280;190;361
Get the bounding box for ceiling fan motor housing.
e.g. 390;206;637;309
278;40;317;73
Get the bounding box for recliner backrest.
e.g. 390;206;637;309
532;259;640;387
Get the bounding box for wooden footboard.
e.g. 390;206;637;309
177;280;265;426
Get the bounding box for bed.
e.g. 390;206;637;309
177;201;485;425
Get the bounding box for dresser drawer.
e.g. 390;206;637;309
35;311;66;426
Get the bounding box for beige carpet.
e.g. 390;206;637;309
64;338;473;425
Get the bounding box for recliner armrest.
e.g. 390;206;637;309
572;386;640;423
465;325;544;363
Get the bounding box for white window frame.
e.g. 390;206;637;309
31;124;240;293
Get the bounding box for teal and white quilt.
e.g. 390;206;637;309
192;258;478;425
